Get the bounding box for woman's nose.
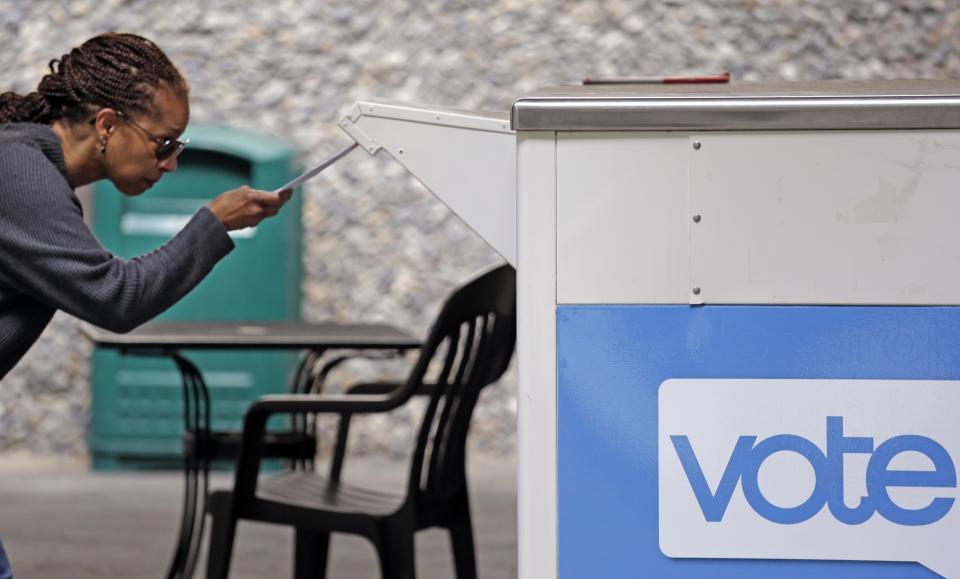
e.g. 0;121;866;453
159;155;178;173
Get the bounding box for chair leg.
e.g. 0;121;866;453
448;494;477;579
376;523;416;579
205;498;238;579
294;529;330;579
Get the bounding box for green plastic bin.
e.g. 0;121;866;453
89;125;302;470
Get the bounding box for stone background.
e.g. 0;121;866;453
2;0;960;461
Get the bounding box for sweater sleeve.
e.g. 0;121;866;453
0;143;235;333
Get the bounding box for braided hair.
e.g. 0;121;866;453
0;32;188;125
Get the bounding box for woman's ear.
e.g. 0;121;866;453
93;108;119;139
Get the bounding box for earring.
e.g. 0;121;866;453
99;138;107;154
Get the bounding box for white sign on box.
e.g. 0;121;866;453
659;379;960;578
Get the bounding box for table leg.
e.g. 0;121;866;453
163;347;332;579
165;354;210;579
290;349;326;470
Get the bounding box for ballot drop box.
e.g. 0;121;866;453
339;81;960;578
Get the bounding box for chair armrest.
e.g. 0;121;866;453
233;386;421;500
248;393;397;418
346;381;437;396
326;381;435;481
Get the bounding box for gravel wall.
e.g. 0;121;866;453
2;0;960;460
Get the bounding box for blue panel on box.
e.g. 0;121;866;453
557;305;960;579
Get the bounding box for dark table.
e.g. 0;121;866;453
81;320;420;579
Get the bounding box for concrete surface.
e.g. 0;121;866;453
0;454;517;578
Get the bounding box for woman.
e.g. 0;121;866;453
0;33;292;576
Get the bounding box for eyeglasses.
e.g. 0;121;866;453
90;112;189;161
118;111;189;161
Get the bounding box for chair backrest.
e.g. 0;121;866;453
404;264;516;503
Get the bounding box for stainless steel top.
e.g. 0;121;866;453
510;80;960;131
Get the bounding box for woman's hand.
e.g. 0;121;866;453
206;186;293;231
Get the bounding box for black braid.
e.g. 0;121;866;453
0;32;188;124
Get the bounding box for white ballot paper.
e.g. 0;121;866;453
274;142;359;193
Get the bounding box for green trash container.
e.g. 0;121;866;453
89;125;302;470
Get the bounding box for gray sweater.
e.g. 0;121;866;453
0;123;235;379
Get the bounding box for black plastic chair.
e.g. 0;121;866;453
206;264;517;579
